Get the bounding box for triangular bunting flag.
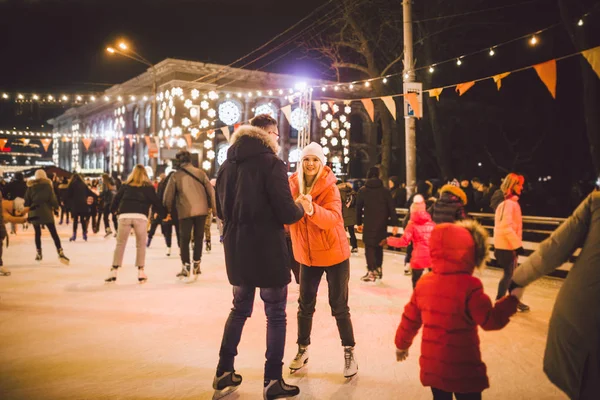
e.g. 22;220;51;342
183;133;192;148
533;59;557;99
22;138;30;145
281;105;292;126
405;93;422;119
428;88;443;101
456;81;476;96
361;99;375;122
582;46;600;80
0;139;7;150
492;72;511;90
343;100;352;106
81;138;92;150
381;96;397;120
234;123;241;131
313;101;321;119
40;138;52;152
327;101;335;110
221;126;231;142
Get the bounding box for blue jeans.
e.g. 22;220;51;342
217;285;288;380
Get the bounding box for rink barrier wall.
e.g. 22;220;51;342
352;209;572;279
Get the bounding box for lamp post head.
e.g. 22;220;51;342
118;42;127;50
106;47;115;54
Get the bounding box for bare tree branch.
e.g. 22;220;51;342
332;62;371;76
381;51;404;76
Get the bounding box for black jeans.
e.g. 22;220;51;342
59;206;70;223
286;236;300;284
217;285;288;381
179;215;206;264
412;268;424;288
405;242;414;264
495;249;517;299
72;213;90;236
298;259;355;347
365;245;383;271
431;388;481;400
148;218;180;248
34;223;62;251
346;225;358;249
102;207;118;232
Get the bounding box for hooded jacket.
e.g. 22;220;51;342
337;184;357;227
430;184;468;224
356;177;399;246
163;162;216;220
493;195;522;250
395;221;518;394
387;209;435;270
67;177;96;215
289;166;350;267
216;125;304;288
24;178;59;225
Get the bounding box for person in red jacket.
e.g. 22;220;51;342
386;194;435;288
395;220;521;400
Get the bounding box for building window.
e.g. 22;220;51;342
145;105;152;131
133;107;140;131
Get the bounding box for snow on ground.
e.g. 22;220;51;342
0;223;566;399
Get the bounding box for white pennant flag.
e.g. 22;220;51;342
313;101;322;119
381;96;397;120
281;105;292;125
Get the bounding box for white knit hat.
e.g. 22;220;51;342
35;169;48;180
301;142;326;166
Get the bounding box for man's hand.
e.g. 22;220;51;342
164;214;172;222
396;348;409;362
392;226;398;236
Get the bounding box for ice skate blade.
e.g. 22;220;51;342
59;259;70;266
344;371;358;379
212;385;239;400
0;272;11;276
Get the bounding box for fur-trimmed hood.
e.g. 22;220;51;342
229;125;279;156
27;177;53;188
439;184;467;205
430;220;489;274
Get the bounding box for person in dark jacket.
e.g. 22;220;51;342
429;184;468;224
511;191;600;400
356;166;399;282
105;165;166;283
338;181;358;253
213;118;304;400
148;172;180;255
57;177;71;225
389;176;407;209
67;174;96;241
100;173;118;237
163;150;216;277
24;170;70;264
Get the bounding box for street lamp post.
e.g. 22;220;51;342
106;42;159;171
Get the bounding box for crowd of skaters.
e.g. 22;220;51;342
0;113;598;399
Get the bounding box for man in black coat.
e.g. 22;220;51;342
213;115;304;400
356;166;399;282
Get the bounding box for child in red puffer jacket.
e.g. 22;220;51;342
387;195;435;288
394;220;521;400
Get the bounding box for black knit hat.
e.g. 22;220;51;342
367;167;380;179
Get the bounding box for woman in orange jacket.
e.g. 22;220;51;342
287;142;358;379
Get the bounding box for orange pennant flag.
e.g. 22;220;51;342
327;101;335;110
81;138;92;150
40;138;52;152
405;92;421;119
22;138;30;145
456;81;476;96
144;136;151;147
184;133;192;148
428;88;443;101
0;138;7;150
381;96;396;120
533;59;557;99
492;72;511;90
582;46;600;80
361;99;375;122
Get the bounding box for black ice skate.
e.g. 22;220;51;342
176;264;190;279
58;249;70;265
105;267;118;283
35;249;42;261
212;370;242;400
0;266;11;276
263;379;300;400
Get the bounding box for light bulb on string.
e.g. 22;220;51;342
2;93;8;99
334;86;340;91
322;87;326;92
456;58;462;66
383;77;388;84
76;96;82;101
489;48;495;56
429;66;435;73
578;19;584;26
365;81;371;87
530;35;538;46
91;96;96;101
349;84;354;90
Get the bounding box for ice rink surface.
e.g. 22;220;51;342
0;223;567;399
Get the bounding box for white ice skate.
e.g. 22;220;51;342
289;345;309;374
343;346;358;378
